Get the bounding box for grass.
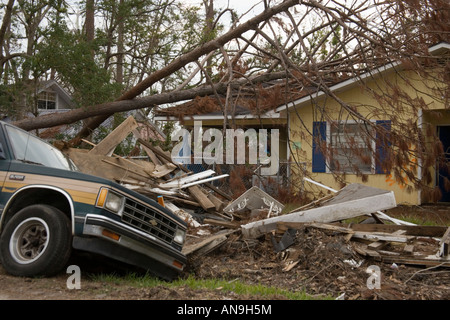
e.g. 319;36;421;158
89;272;328;300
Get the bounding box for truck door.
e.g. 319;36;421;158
0;125;11;214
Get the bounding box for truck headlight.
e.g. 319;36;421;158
97;188;124;215
173;228;186;245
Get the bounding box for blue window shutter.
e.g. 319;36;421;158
376;120;391;174
312;121;327;173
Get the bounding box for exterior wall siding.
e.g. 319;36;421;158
288;69;447;205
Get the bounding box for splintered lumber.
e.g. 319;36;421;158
102;159;151;180
207;193;225;212
164;202;201;228
188;186;215;211
133;129;162;165
151;163;177;178
276;222;354;235
351;231;413;243
349;224;448;238
203;218;240;229
182;230;235;257
159;170;215;189
241;183;397;239
303;177;414;226
403;244;415;255
90;116;138;156
67;148;154;182
138;138;232;201
352;242;382;259
377;254;450;268
180;174;229;189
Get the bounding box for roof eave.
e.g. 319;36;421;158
275;42;450;113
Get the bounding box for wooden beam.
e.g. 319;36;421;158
241;184;397;238
90;115;138;156
138;138;232;200
188;186;215;211
203;218;240;229
351;231;413;243
349;224;447;238
276;222;354;234
182;230;235;256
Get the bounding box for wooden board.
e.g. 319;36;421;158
349;224;447;238
241;184;397;238
90;116;138;156
188;186;216;211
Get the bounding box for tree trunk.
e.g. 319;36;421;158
0;0;15;76
116;0;124;85
70;0;300;144
85;0;95;43
12;72;286;133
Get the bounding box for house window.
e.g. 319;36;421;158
37;91;56;110
328;122;375;174
312;120;391;174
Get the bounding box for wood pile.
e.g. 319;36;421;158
62;116;233;227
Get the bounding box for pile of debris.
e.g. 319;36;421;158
64;116;233;227
60;115;450;299
186;180;450;270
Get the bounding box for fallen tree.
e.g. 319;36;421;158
11;71;285;133
13;0;301;141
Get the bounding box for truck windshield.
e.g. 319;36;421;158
6;125;77;171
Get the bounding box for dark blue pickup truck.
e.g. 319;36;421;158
0;121;187;280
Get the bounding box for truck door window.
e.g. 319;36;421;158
5;125;75;171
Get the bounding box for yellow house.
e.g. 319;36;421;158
277;42;450;205
155;42;449;205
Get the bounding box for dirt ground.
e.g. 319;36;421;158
0;205;449;300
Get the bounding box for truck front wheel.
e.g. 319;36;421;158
0;204;72;277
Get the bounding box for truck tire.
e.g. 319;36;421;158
0;204;72;277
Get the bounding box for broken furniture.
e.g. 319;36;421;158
223;186;284;217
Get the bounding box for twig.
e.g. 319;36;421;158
405;263;446;283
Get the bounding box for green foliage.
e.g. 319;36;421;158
89;272;328;300
0;84;15;117
35;22;121;107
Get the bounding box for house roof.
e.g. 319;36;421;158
275;42;450;113
38;79;75;109
154;42;449;122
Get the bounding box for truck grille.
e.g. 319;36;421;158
121;198;177;245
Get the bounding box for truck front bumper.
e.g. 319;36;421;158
72;214;187;280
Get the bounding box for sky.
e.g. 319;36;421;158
178;0;265;17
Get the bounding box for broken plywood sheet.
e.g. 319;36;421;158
67;148;155;183
241;183;396;239
223;186;284;216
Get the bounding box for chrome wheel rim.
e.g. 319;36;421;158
9;217;50;264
